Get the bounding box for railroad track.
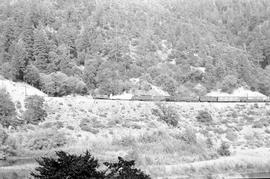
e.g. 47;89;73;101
93;95;270;103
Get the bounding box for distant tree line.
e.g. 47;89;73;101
1;0;270;96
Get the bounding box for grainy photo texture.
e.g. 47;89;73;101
0;0;270;178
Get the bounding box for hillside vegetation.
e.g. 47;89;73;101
1;82;270;178
1;0;270;96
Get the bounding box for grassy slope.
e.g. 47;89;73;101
2;93;270;178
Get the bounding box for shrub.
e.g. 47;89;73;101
40;72;88;96
31;150;104;178
24;130;67;150
180;128;197;144
104;157;151;179
0;89;20;127
31;151;151;179
66;126;75;130
79;118;99;134
0;126;17;158
225;129;238;141
252;119;269;128
154;74;177;95
217;142;231;156
152;103;179;127
24;65;40;88
39;73;56;96
112;135;136;147
16;101;22;109
221;75;238;93
75;81;88;95
0;62;13;80
196;110;213;123
22;95;47;125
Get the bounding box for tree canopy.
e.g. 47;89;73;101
1;0;270;96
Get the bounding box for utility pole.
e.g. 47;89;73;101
25;85;27;97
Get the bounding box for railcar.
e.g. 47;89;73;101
152;96;168;101
131;95;152;101
246;97;265;102
175;96;200;102
239;97;248;102
218;96;241;102
165;96;177;102
199;96;218;102
93;94;109;99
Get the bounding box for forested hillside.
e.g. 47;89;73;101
1;0;270;96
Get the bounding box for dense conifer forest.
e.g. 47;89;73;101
1;0;270;96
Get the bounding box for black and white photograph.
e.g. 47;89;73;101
1;0;270;178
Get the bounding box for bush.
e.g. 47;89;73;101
225;129;238;141
0;89;20;127
22;95;47;125
196;110;213;123
104;157;151;179
152;103;179;127
112;135;137;147
31;150;104;178
0;126;17;158
217;142;231;156
75;81;88;95
31;151;151;179
154;74;177;95
221;75;238;93
24;65;40;88
252;119;269;128
180;128;197;144
98;79;131;96
24;130;67;150
0;62;13;80
79;118;99;134
40;72;88;96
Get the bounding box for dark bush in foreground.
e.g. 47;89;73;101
31;150;104;179
104;156;151;179
31;150;151;179
152;103;179;127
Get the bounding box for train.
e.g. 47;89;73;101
92;94;270;102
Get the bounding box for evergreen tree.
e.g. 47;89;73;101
0;89;19;128
33;28;50;72
23;95;47;125
22;15;35;62
24;64;40;87
1;20;17;63
11;40;28;81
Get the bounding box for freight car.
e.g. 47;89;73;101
199;96;218;102
152;96;168;101
217;96;241;102
131;95;152;101
176;96;200;102
93;94;109;99
245;97;265;102
92;94;270;103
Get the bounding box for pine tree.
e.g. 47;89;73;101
1;20;16;63
11;40;28;81
22;15;35;62
33;28;49;72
